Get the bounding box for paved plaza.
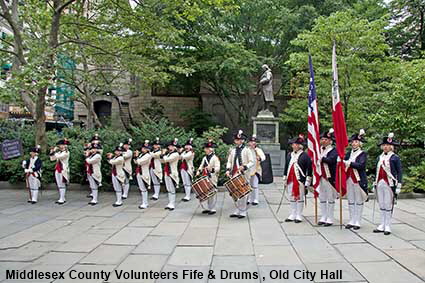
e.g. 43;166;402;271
1;179;425;283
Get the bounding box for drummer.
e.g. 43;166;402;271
225;130;255;219
196;140;221;215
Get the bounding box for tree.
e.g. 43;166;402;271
283;10;390;137
0;0;77;150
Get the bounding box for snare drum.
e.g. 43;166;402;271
192;176;216;202
224;174;252;202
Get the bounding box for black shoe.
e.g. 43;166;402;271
168;207;175;211
318;221;326;226
31;201;37;204
373;229;384;233
122;196;127;200
237;215;246;219
208;211;216;215
164;207;170;210
151;197;158;200
202;210;210;214
27;200;32;203
252;202;259;206
112;203;122;207
88;202;97;206
86;194;93;198
324;223;333;227
353;226;360;230
55;200;66;205
230;214;239;218
384;231;391;235
294;219;302;223
246;201;250;205
285;218;294;222
181;198;190;202
345;224;353;229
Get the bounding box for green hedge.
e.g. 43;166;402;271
0;119;231;186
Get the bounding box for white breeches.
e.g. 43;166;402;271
249;174;260;203
112;175;123;205
181;169;192;200
376;180;394;232
165;176;176;209
287;182;305;221
150;168;161;198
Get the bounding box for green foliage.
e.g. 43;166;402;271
404;161;425;193
180;107;218;135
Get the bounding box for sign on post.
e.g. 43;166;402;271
1;139;23;160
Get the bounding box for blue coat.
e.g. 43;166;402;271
344;151;368;193
24;158;42;177
284;151;312;183
376;153;402;187
322;147;338;187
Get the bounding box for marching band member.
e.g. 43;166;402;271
373;133;402;235
22;145;42;204
344;129;368;230
121;138;133;199
196;140;220;215
86;134;102;199
50;138;70;205
283;134;312;223
150;138;163;200
85;143;102;205
107;144;126;207
180;138;195;202
163;138;181;210
135;141;152;209
226;130;255;219
247;135;266;206
318;129;338;226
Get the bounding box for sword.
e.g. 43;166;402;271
372;183;377;224
276;183;287;215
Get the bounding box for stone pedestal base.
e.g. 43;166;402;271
252;111;285;177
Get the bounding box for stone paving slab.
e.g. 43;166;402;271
1;184;425;283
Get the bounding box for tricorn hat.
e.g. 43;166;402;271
122;138;132;146
320;128;335;141
184;138;195;147
248;134;259;143
30;145;41;154
167;138;181;148
288;134;307;146
151;137;161;146
203;139;217;149
233;129;248;140
349;129;366;143
141;140;152;151
378;132;399;146
56;138;70;145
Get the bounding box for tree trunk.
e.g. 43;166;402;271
35;88;47;152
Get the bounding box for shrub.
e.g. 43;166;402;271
403;161;425;193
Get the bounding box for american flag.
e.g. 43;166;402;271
307;55;321;197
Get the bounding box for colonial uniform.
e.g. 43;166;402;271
318;129;338;226
283;135;312;223
108;145;126;207
86;134;102;199
226;130;255;218
85;143;102;205
150;138;163;200
247;135;266;205
23;146;42;204
121;139;133;199
135;141;152;209
180;138;195;201
197;140;221;214
373;133;402;235
344;130;368;230
163;139;181;210
50;139;70;204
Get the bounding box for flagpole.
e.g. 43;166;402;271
339;164;343;229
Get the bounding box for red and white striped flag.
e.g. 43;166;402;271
332;42;348;197
307;55;321;198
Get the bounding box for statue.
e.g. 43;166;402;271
258;64;273;112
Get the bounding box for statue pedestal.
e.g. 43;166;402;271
252;110;285;177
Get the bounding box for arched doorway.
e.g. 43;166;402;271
94;100;112;126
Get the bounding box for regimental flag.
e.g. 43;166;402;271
331;42;348;197
307;55;321;198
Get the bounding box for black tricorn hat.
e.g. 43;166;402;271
56;138;70;145
320;128;335;141
151;137;161;146
167;138;181;148
184;138;195;147
248;135;259;142
378;132;399;146
90;133;102;143
349;129;367;143
203;140;217;148
122;138;132;146
233;129;248;140
90;143;102;150
141;140;152;151
30;145;41;153
288;134;307;146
